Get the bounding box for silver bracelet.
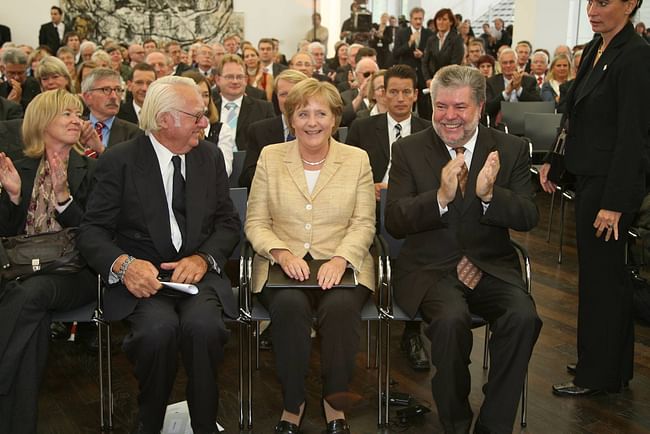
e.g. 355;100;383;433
116;255;135;284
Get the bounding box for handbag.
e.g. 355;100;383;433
546;123;576;185
267;260;358;289
0;227;86;283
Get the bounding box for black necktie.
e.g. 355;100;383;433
171;156;186;248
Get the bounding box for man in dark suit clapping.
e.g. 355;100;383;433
78;76;241;434
386;65;541;434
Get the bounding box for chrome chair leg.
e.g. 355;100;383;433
558;192;567;263
482;324;490;370
547;189;557;242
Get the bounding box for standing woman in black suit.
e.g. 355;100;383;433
0;89;96;433
540;0;650;396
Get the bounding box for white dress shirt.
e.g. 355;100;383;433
383;114;412;183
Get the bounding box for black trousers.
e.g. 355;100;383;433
258;285;370;414
573;176;635;390
0;268;96;434
419;272;541;434
122;281;230;434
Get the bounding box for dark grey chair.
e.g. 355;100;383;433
229;151;247;188
500;101;556;136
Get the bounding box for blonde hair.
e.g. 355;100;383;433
546;54;573;83
273;69;309;89
35;56;73;91
22;89;83;158
284;78;342;135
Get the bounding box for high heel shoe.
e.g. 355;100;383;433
274;402;306;434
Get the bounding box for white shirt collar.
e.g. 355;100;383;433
444;127;479;169
221;94;244;108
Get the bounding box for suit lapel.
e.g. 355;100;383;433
375;114;390;163
574;25;632;107
311;139;343;199
283;141;311;201
424;129;449;194
132;136;177;258
66;150;87;195
16;158;39;206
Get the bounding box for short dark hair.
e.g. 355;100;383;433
129;62;156;80
258;38;274;48
516;40;533;51
51;5;63;14
63;31;79;45
433;8;455;30
384;64;417;90
354;47;376;63
143;38;158;47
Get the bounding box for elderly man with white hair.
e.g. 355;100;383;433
78;75;241;434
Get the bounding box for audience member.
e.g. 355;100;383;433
128;43;146;67
79;68;141;156
477;54;495;78
0;95;22;120
223;35;240;55
145;50;173;78
515;40;532;72
0;48;41;110
465;39;485;67
422;8;465;90
35;55;72;92
142;38;158;54
195;44;215;78
117;62;155;125
385;65;541;434
243;46;272;100
258;38;287;78
63;31;81;64
0;89;96;434
305;12;329;49
38;6;67;55
79;40;97;63
530;50;549;92
541;54;572;105
78;75;241;434
213;54;275;151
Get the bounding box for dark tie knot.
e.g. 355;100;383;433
172;155;183;171
454;146;466;156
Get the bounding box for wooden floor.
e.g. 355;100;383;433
37;191;650;434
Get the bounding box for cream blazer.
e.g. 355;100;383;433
245;138;376;293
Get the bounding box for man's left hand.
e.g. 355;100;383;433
476;151;500;203
160;255;208;284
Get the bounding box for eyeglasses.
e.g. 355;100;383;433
90;86;124;96
175;108;208;124
221;74;246;81
362;71;373;78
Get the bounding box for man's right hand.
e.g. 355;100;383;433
113;256;162;298
7;79;22;103
437;153;465;208
374;182;388;201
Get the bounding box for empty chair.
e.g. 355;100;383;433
524;112;563;164
500;101;556;136
230;150;247;188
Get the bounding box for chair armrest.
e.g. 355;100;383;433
510;239;532;295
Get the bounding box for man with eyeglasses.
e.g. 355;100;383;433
0;48;41;110
118;63;156;125
78;75;241;434
213;54;275;151
80;68;141;157
339;57;378;126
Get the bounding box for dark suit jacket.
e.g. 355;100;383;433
393;26;432;73
38;22;66;55
0;96;23;121
239;116;285;189
0;119;24;161
346;113;431;183
340;88;368;127
78;135;241;320
563;23;650;212
0;150;95;236
173;62;192;76
272;63;288;76
385;125;538;317
0;77;41;111
485;74;542;120
213;95;275;151
421;29;465;82
106;117;142;147
0;25;11;47
115;101;139;125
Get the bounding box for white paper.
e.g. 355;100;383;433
161;281;199;295
163;401;224;433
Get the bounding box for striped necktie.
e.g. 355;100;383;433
225;102;238;130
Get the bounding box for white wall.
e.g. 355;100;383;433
4;0;57;47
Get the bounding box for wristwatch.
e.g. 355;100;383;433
196;251;217;271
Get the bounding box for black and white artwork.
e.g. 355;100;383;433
62;0;243;46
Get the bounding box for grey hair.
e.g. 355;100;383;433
79;40;97;53
498;47;518;62
81;67;121;93
308;41;325;53
531;50;549;64
1;48;27;65
139;76;200;133
430;65;486;106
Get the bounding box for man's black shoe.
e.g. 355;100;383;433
259;327;272;350
50;321;69;340
400;335;430;371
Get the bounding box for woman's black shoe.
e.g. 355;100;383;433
274;420;301;434
326;419;351;434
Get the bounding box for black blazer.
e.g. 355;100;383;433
0;150;96;236
38;22;66;55
0;96;23;121
421;29;465;82
346;113;431;183
0;24;10;47
385;125;538;317
78;135;241;320
213;95;276;151
116;101;139;125
485;74;542;120
0;119;24;160
239;116;285;189
393;26;433;72
563;23;650;212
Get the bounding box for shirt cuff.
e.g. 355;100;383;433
108;256;120;285
481;201;490;214
438;201;448;216
54;195;73;213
